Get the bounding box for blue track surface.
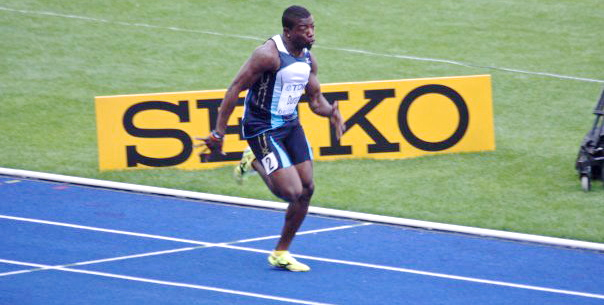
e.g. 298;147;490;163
1;175;603;305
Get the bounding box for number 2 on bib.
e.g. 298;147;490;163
261;153;279;175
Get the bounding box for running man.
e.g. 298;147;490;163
197;5;345;272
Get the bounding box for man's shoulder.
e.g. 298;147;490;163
250;39;279;70
254;38;278;57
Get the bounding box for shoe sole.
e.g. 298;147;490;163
268;255;310;272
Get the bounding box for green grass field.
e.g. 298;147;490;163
1;0;603;242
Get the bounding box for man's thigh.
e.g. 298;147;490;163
247;123;312;176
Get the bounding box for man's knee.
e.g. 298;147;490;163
301;182;314;201
280;182;315;204
278;184;304;203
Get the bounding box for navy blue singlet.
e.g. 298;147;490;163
241;34;312;139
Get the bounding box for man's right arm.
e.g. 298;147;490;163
195;41;279;160
214;42;278;136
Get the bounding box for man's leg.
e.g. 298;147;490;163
250;159;274;191
243;124;314;271
263;161;313;271
273;160;313;251
251;159;311;250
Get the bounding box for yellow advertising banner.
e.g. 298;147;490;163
95;75;495;170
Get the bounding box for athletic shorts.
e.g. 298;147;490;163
246;119;313;176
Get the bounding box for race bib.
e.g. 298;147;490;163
261;152;279;175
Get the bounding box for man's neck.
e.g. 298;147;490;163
281;34;303;57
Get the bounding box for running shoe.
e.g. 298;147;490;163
268;251;310;272
234;147;256;184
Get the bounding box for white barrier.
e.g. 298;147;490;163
1;167;603;252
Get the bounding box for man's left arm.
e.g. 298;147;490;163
306;54;346;139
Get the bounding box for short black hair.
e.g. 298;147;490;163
282;5;311;29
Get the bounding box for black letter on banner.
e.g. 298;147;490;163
398;84;469;151
124;101;192;167
196;98;245;162
321;89;399;155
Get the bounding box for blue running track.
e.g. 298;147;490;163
1;175;603;305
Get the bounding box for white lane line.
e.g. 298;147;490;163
218;243;604;300
1;214;602;300
0;6;264;42
0;214;214;246
1;6;602;84
0;215;370;248
0;246;200;277
317;45;604;84
288;253;604;300
232;223;372;244
0;215;370;276
0;259;334;305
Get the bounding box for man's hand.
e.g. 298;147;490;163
195;130;225;162
330;100;346;140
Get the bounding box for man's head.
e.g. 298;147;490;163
282;5;315;50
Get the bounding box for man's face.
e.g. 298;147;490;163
289;16;315;50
